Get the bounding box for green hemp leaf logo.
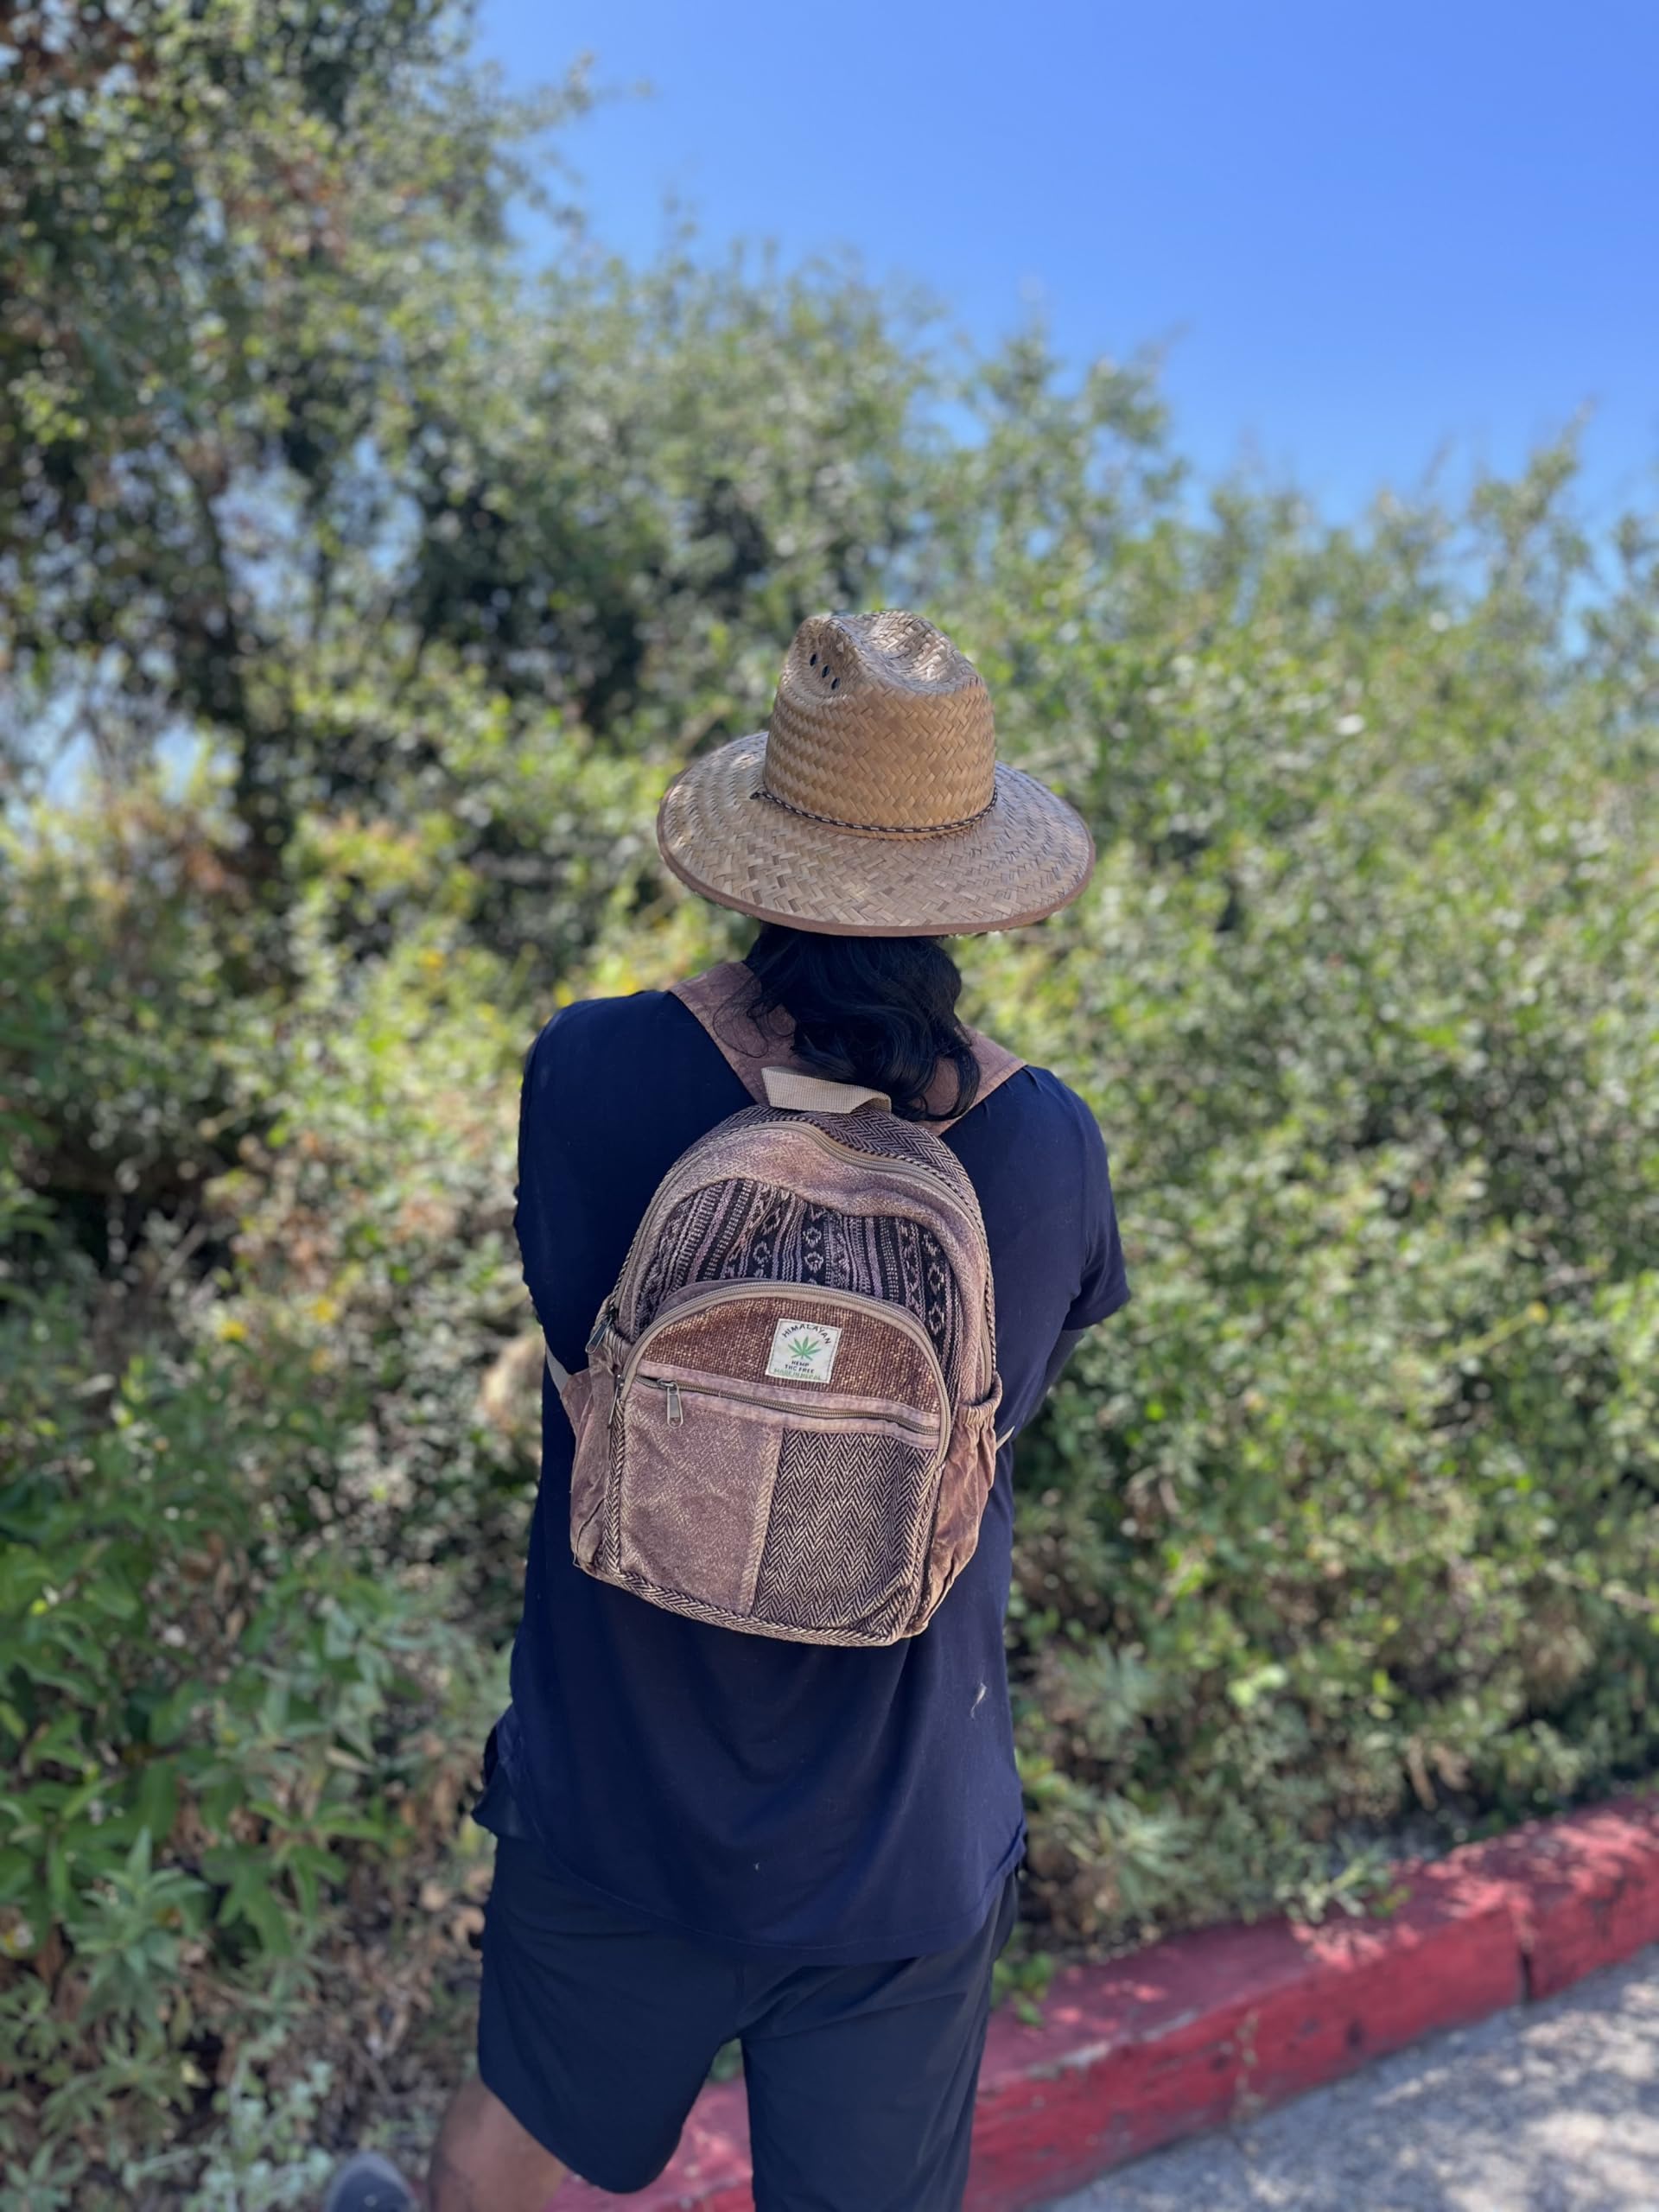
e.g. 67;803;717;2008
768;1318;839;1384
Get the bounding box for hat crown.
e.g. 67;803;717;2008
761;611;997;836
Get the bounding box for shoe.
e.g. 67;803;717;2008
321;2150;416;2211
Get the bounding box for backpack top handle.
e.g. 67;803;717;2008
760;1067;892;1116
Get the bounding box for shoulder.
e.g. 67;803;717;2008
521;986;749;1147
949;1055;1115;1198
973;1060;1128;1323
524;988;697;1086
977;1058;1110;1154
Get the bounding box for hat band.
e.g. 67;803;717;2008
753;783;997;842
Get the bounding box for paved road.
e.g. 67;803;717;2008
1049;1946;1659;2212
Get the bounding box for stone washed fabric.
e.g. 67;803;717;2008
493;968;1128;1963
563;1070;1001;1647
634;1170;968;1373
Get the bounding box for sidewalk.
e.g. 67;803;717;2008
1051;1943;1659;2210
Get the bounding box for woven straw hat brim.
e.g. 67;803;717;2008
657;729;1096;937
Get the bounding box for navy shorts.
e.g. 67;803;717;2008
474;1773;1017;2207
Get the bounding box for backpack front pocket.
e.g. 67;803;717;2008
751;1421;938;1640
617;1380;786;1616
608;1284;950;1643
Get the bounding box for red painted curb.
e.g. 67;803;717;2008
1470;1798;1659;1999
558;1793;1659;2211
965;1857;1522;2209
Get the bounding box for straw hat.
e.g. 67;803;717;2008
656;611;1095;937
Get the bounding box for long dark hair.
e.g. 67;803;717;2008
742;925;979;1123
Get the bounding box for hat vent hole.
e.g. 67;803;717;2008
831;677;839;689
809;652;817;665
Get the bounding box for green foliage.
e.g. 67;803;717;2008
983;595;1659;1944
130;2058;338;2212
0;1275;501;2178
1;1;1656;2198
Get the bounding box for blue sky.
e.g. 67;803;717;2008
474;0;1657;529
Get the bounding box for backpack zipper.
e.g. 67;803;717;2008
619;1280;950;1463
637;1372;940;1437
604;1106;804;1324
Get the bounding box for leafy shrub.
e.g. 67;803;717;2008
967;581;1659;1944
0;1271;504;2193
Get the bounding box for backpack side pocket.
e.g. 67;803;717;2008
914;1380;1002;1632
563;1362;617;1571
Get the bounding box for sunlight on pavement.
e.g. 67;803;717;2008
1051;1949;1659;2212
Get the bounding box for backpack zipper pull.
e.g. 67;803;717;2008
664;1381;683;1426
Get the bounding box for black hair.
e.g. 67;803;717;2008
742;925;979;1123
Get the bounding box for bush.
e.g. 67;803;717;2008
0;1265;505;2195
968;561;1659;1945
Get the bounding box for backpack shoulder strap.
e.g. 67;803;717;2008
668;962;1025;1134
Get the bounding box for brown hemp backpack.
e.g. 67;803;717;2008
543;963;1025;1648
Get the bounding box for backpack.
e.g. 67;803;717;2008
543;962;1025;1648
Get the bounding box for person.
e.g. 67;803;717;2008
326;611;1128;2212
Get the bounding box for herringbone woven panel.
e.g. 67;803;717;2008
753;1427;931;1634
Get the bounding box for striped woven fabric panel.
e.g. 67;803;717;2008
630;1174;968;1395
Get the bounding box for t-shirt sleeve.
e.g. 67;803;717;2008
513;1007;594;1360
1063;1094;1130;1331
512;1016;558;1333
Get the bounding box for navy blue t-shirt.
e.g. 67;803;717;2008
489;976;1128;1964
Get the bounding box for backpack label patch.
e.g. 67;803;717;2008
766;1318;842;1385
